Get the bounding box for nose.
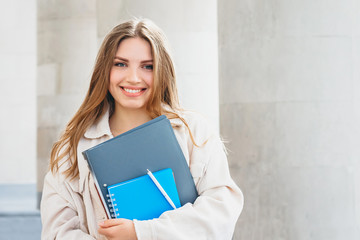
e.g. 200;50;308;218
126;66;141;84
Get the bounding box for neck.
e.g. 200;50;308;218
109;107;152;136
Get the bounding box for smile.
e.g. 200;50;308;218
120;87;146;97
123;88;142;93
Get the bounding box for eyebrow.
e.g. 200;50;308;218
114;56;153;63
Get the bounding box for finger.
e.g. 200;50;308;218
98;218;126;228
98;226;116;238
97;226;107;235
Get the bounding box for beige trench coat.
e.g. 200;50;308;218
41;110;244;240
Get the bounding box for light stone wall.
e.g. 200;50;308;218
37;0;98;192
0;0;36;183
218;0;360;239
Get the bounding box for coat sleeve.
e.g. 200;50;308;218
133;116;244;240
40;172;96;240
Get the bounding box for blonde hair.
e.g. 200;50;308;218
50;18;197;180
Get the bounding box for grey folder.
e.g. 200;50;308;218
82;115;198;218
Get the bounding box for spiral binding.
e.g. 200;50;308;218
106;193;120;218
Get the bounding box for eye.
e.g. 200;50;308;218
114;62;126;67
143;64;153;70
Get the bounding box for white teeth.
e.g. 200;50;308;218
123;88;141;93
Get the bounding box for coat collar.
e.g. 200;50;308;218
84;110;113;139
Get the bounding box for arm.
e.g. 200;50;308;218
133;133;244;240
41;172;96;240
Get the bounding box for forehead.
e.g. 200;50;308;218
116;37;153;60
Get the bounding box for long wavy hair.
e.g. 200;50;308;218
50;18;195;180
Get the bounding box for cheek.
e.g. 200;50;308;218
108;70;120;95
109;70;118;85
143;73;154;87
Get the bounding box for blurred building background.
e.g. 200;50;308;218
0;0;359;239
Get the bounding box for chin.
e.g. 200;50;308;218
120;103;147;111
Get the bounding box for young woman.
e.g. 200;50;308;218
41;18;243;240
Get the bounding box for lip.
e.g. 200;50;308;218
120;86;146;97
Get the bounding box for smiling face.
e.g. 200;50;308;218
109;37;154;114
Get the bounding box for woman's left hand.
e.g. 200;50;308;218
98;218;137;240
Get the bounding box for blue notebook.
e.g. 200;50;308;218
82;115;198;219
108;168;181;220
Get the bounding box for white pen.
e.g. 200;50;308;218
147;169;177;209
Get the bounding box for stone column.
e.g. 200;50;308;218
0;0;36;184
219;0;360;239
37;0;98;203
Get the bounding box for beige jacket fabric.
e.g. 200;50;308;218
41;110;244;240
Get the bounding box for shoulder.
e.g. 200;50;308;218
48;139;88;194
175;110;219;143
44;163;79;196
